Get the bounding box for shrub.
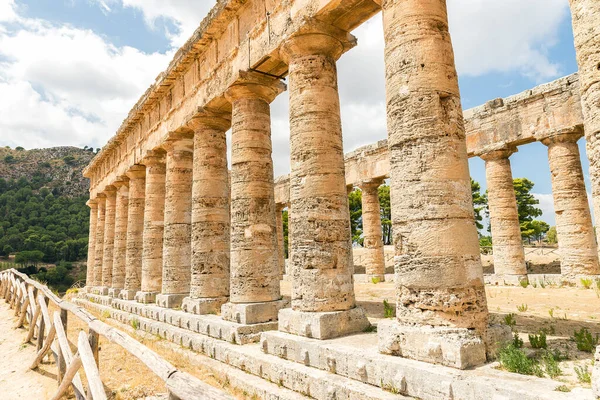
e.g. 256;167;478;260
4;155;15;164
497;344;543;377
512;333;524;349
572;328;599;352
574;364;591;384
554;385;570;392
528;330;547;349
504;313;517;330
519;278;529;288
383;299;394;318
581;278;593;289
517;303;528;312
131;317;140;330
371;276;381;284
15;146;24;151
541;351;562;378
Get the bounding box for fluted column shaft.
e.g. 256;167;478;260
156;137;193;309
276;204;285;277
85;200;98;288
137;153;166;303
121;166;146;300
110;179;129;296
360;181;386;280
93;196;106;288
542;133;600;276
100;187;117;293
481;150;527;276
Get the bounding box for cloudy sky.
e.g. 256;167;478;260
0;0;588;226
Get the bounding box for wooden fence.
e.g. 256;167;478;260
0;269;232;400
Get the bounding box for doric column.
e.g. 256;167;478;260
136;152;166;304
120;165;146;300
155;136;194;309
220;72;286;325
277;24;369;339
276;204;286;277
99;186;117;295
93;195;106;289
541;132;600;276
569;0;600;249
109;178;129;298
360;180;385;281
378;0;488;369
480;149;527;277
181;112;231;315
285;202;291;276
85;200;98;289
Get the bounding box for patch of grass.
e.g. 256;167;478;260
517;303;528;313
519;278;529;288
371;276;381;284
539;280;546;289
101;309;111;320
512;333;524;349
504;313;517;330
383;299;394;319
497;344;543;377
528;330;547;349
531;281;537;288
541;351;562;378
574;364;591;384
130;317;140;330
554;385;570;392
66;288;79;295
581;278;593;289
571;328;599;353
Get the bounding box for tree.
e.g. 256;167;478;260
521;220;550;244
14;250;44;265
546;226;557;244
513;178;543;241
471;179;488;231
378;184;392;245
348;189;363;245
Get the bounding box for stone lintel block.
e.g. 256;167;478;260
119;289;137;301
278;307;370;340
222;299;288;325
378;320;486;369
155;293;187;309
181;296;228;315
107;288;122;298
135;291;158;304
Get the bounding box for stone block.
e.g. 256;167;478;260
97;286;109;295
119;289;137;301
278;306;370;340
485;324;513;360
155;293;186;309
135;291;158;304
222;299;287;325
107;288;120;298
181;296;228;315
378;320;486;369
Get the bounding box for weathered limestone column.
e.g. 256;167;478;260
275;204;286;277
181;112;231;315
109;178;129;298
541;132;600;277
285;202;291;276
93;195;106;289
378;0;488;368
136;152;166;304
220;72;287;325
99;186;117;295
120;165;146;300
277;25;369;339
360;180;386;282
155;136;194;309
85;200;98;289
569;0;600;250
481;149;527;278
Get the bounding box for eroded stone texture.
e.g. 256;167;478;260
221;73;285;324
569;0;600;250
360;180;385;281
100;186;117;293
182;112;231;315
381;0;488;365
85;200;98;288
276;204;286;277
481;149;527;276
110;178;129;296
93;195;106;288
137;152;166;303
156;137;193;309
542;133;600;276
121;166;146;300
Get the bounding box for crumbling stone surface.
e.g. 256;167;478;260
360;180;386;280
93;195;106;287
123;166;146;294
101;186;117;290
111;179;129;292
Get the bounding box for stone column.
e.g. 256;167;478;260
378;0;488;369
93;195;106;289
481;149;527;278
181;112;231;315
360;180;386;282
85;200;98;289
220;72;286;325
109;178;129;298
136;152;167;304
542;132;600;277
155;136;194;309
275;204;286;277
120;166;146;300
99;186;117;295
278;25;369;339
285;202;291;276
569;0;600;249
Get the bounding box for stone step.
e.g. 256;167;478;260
75;298;410;400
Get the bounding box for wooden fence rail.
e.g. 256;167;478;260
0;269;232;400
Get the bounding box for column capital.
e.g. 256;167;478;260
540;129;583;146
276;203;286;212
140;150;166;166
479;146;518;161
112;176;130;189
86;199;98;209
359;178;384;191
185;108;231;132
103;185;117;198
161;134;193;154
125;164;146;180
225;71;286;104
280;19;356;63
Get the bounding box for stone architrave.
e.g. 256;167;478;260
136;152;167;304
377;0;489;369
120;165;146;300
109;178;129;298
277;23;370;339
360;180;386;281
85;200;98;290
155;136;194;309
569;0;600;250
220;72;287;325
181;111;232;315
99;186;117;295
93;195;106;289
480;148;527;277
541;132;600;277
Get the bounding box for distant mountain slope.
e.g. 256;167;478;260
0;146;94;197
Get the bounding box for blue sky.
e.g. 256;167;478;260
0;0;586;226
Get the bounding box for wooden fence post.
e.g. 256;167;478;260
36;296;49;352
57;309;68;382
89;328;100;368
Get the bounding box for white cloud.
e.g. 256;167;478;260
533;193;556;226
0;0;17;22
